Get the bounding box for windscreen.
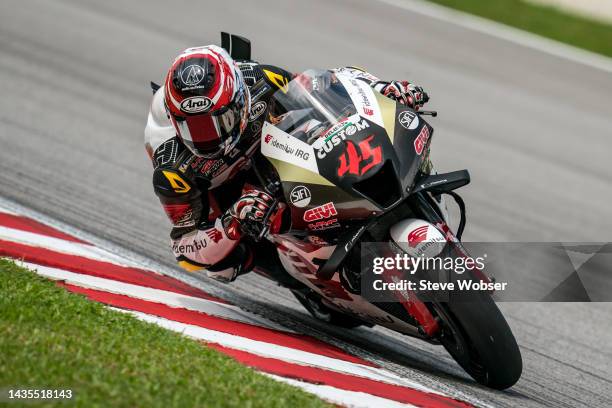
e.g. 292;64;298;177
263;68;432;209
267;69;359;146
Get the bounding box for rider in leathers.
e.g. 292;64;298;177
144;45;430;283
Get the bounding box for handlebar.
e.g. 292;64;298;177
417;110;437;117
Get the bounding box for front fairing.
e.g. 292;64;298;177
262;69;433;214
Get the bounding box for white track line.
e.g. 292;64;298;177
0;198;478;405
0;207;18;216
0;225;140;268
265;374;416;408
376;0;612;74
0;197;244;302
118;308;438;393
20;262;291;332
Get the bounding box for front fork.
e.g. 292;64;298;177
384;192;464;338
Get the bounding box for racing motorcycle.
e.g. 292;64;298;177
243;67;522;390
220;28;520;390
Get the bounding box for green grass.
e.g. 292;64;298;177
426;0;612;58
0;259;330;408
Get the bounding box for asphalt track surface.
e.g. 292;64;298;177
1;1;611;407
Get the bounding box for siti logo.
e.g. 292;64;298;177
290;185;311;208
303;202;338;222
408;225;428;248
249;101;267;121
398;111;419;130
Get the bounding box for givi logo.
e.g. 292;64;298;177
408;225;428;247
414;125;430;155
303;202;338;222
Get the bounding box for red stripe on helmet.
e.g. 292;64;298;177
176;114;222;154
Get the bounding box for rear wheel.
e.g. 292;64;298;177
432;291;522;389
291;289;368;329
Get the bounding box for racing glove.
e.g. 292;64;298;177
222;189;275;240
374;80;429;110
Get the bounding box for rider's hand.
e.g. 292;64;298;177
378;81;429;110
223;189;275;239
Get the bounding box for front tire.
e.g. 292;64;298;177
433;292;522;389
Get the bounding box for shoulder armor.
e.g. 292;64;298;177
145;86;176;159
260;65;293;94
152;167;195;198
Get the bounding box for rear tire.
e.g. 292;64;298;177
433;292;522;389
292;290;367;329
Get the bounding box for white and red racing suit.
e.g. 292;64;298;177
144;64;427;282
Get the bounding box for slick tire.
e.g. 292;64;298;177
434;291;523;389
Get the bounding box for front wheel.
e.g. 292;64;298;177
432;291;522;389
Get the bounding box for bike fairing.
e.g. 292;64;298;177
145;37;521;390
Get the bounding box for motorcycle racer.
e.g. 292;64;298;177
144;44;430;283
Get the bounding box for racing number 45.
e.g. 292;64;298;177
337;135;382;177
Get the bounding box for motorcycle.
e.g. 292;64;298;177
244;68;522;390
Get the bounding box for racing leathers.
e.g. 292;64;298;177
144;63;429;283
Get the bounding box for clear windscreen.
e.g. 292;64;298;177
267;69;359;146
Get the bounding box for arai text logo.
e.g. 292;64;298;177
249;101;267;121
180;96;213;113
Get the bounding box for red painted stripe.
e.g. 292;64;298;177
210;345;473;408
59;283;373;367
0;212;88;244
0;239;226;303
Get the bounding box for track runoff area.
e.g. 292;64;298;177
0;199;477;408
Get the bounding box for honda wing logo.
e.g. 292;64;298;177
408;225;428;247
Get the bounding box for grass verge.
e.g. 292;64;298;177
0;258;330;408
425;0;612;58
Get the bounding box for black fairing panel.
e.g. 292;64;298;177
312;110;433;211
313;118;403;210
392;105;433;197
